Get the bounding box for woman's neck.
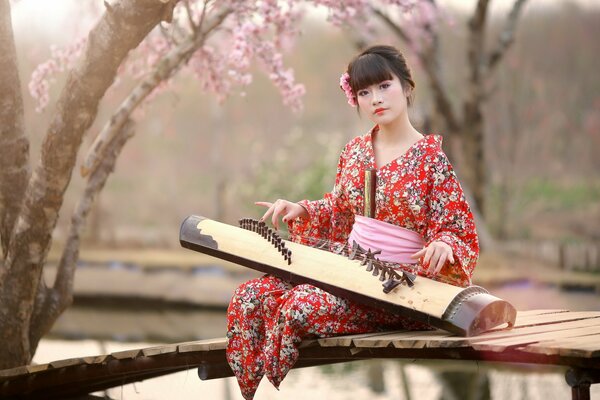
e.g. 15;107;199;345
376;113;421;145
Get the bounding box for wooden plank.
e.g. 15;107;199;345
299;339;319;349
178;338;227;353
0;366;28;378
110;349;141;360
515;309;569;316
330;310;588;349
49;357;85;369
85;354;109;364
353;330;445;348
522;335;600;358
322;311;600;349
26;363;49;374
391;330;455;349
142;344;178;357
512;311;600;328
472;325;600;353
388;317;600;349
318;331;405;347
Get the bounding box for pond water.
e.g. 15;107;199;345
37;280;599;400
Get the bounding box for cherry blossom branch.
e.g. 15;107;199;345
80;7;231;178
28;36;88;113
370;1;460;133
370;5;415;48
183;0;198;33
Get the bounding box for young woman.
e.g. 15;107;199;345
226;45;479;399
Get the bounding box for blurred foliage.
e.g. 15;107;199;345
519;179;600;211
232;128;346;222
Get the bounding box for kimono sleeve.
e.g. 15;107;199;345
287;143;354;247
423;150;479;287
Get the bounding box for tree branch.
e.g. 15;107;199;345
197;0;212;36
466;0;490;104
34;7;229;343
419;23;461;134
81;7;231;178
370;2;460;133
28;121;137;347
0;0;30;258
28;278;53;355
183;0;198;34
485;0;528;75
369;5;414;47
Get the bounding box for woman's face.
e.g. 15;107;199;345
355;74;409;126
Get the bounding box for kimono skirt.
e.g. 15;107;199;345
225;217;428;400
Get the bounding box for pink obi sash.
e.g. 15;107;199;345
348;215;425;264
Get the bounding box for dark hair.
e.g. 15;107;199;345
347;45;416;106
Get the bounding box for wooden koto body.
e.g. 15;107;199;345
180;215;516;336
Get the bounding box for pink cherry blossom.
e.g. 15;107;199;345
339;72;356;107
28;1;420;114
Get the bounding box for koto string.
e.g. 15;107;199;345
239;218;417;293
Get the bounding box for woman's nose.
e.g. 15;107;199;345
372;90;382;105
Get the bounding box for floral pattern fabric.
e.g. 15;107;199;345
226;275;427;399
226;126;479;399
289;126;479;287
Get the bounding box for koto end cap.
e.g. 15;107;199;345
443;290;517;337
180;215;214;250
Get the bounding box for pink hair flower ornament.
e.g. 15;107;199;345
339;72;357;107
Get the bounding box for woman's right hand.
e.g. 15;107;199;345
255;199;309;230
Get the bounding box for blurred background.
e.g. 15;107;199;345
8;0;600;398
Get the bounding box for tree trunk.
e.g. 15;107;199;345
462;102;486;217
0;0;29;258
0;0;175;370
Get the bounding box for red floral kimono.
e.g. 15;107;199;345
226;126;479;399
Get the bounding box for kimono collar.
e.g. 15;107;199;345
367;125;443;151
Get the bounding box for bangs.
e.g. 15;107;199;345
349;54;394;93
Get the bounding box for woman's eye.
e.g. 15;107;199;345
357;90;368;96
380;82;391;89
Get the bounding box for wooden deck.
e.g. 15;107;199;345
1;309;599;399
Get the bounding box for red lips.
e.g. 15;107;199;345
374;107;387;114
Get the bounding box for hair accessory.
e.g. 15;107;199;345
339;72;357;107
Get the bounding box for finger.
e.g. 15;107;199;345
428;250;441;274
411;248;426;259
433;253;447;276
448;252;455;265
255;201;273;208
422;245;435;267
282;209;296;223
271;207;279;230
272;203;286;230
260;203;276;222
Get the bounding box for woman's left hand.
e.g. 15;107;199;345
410;241;454;277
